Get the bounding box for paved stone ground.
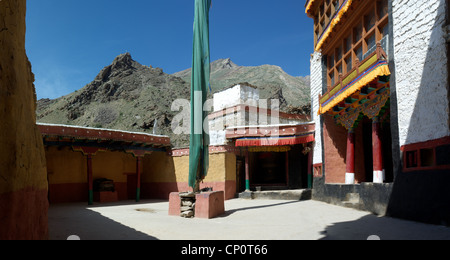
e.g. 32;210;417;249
49;199;450;240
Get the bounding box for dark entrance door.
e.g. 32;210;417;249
236;156;246;193
127;174;137;200
252;152;287;187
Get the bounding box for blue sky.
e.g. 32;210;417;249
26;0;313;99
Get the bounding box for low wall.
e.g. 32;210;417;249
387;169;450;226
312;176;393;216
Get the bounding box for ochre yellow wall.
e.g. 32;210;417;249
164;152;236;183
45;147;237;200
46;146;136;185
172;156;190;183
142;152;176;183
46;147;236;186
225;153;237;182
92;151;135;183
46;146;85;184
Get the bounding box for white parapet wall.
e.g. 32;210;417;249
213;84;259;112
209;84;307;146
392;0;450;146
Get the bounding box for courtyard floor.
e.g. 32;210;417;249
49;199;450;240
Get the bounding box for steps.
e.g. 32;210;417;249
342;193;362;209
238;189;312;201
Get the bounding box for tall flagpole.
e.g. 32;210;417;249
189;0;211;192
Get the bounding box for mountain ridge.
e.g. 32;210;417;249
37;53;310;148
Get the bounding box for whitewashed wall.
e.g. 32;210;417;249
310;51;323;165
392;0;449;146
213;85;259;112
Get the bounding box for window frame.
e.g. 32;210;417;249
323;0;389;89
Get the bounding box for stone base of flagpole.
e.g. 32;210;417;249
195;191;225;219
168;191;225;219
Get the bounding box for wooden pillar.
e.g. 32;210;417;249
136;156;142;202
87;154;94;205
73;146;104;205
307;147;313;189
345;129;355;184
372;117;384;183
285;151;289;187
245;150;250;191
125;150;150;202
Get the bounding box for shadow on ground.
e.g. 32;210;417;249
218;200;303;218
49;203;157;240
319;214;450;240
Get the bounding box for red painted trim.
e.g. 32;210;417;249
37;123;171;147
307;151;313;175
87;154;93;192
285;151;290;186
346;131;355;174
126;149;150;157
73;146;105;156
208;104;311;122
235;135;315;147
313;164;323;178
170;145;241;157
0;188;49;240
401;136;450;172
226;124;315;139
401;136;450;152
372;120;383;171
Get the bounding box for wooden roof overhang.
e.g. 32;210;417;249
225;123;315;147
38;123;171;154
305;0;320;18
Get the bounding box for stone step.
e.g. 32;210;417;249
341;193;362;210
344;193;360;204
238;189;312;201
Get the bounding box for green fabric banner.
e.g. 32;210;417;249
189;0;211;189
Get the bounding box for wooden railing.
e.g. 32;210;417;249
319;42;388;107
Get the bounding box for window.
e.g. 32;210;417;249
354;24;363;43
344;35;352;53
405;151;418;169
436;145;450;166
313;0;344;47
355;45;363;62
420;149;434;167
336;46;342;61
381;24;389;37
337;63;342;75
333;0;340;11
378;0;388;19
365;10;376;32
345;55;353;71
402;137;450;172
324;0;389;89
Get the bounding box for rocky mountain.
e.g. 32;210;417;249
36;53;310;148
175;58;310;107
